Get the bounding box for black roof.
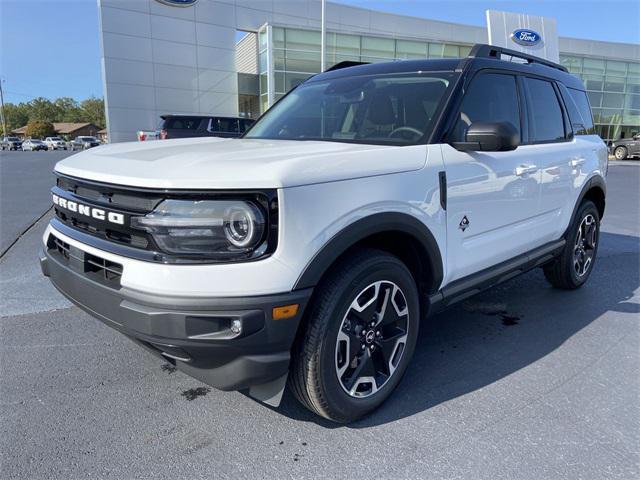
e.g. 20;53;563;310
310;44;584;91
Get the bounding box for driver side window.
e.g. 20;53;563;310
451;73;521;142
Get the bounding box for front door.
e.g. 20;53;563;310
442;72;541;283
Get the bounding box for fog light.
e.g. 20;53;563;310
230;319;242;334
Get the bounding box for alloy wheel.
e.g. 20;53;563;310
335;281;409;398
574;213;597;277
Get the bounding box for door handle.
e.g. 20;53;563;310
514;164;538;176
569;157;585;168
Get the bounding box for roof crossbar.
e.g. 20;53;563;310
464;44;568;72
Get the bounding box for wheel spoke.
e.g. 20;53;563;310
343;350;376;393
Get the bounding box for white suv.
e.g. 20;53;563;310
41;45;607;423
44;137;67;150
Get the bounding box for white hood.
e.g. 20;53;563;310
54;137;427;189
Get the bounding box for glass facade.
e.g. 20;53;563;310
560;55;640;141
258;26;640;143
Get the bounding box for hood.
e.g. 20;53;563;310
54;137;427;189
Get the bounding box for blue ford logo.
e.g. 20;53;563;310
510;29;542;47
155;0;198;7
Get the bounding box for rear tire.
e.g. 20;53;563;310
289;248;420;423
614;146;627;160
543;200;600;289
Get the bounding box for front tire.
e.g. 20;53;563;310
544;200;600;289
289;249;420;423
614;146;628;160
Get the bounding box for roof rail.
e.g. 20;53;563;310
325;61;370;72
466;44;568;72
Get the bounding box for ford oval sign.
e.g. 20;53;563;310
155;0;198;7
510;29;542;47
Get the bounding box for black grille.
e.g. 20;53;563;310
53;175;160;252
51;236;71;260
47;235;123;288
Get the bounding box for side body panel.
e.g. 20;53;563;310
440;144;541;284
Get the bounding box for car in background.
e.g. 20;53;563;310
70;136;100;151
45;136;68;150
157;115;254;140
610;133;640;160
1;136;23;150
22;139;48;151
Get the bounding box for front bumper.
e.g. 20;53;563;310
40;243;312;393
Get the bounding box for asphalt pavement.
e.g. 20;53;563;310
0;155;638;479
0;150;69;255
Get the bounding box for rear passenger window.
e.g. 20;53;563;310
451;73;521;142
164;117;201;130
524;78;566;143
566;88;595;135
211;118;239;133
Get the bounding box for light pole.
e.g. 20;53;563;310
320;0;326;72
0;78;7;137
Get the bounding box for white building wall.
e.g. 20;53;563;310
99;0;639;143
99;0;239;143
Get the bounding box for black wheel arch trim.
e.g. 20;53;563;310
292;212;444;294
565;175;606;238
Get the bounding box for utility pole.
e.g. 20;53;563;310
0;78;7;137
320;0;326;72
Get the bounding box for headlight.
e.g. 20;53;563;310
131;199;267;260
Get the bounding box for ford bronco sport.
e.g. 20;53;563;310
41;45;607;423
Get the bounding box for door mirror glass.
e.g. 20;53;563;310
451;121;520;152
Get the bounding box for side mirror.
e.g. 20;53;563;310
451;121;520;152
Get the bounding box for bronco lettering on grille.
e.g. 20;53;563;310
52;194;125;225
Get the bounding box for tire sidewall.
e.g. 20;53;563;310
314;256;420;420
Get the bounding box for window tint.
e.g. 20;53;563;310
566;88;595;135
239;119;254;133
164;117;202;130
451;73;520;142
524;78;565;143
246;73;454;145
211;118;239;133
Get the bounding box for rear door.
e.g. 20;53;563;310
442;71;541;282
519;77;576;244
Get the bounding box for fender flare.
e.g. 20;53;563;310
292;212;444;293
565;174;606;237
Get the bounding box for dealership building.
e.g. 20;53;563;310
98;0;640;143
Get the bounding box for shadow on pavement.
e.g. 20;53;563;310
274;232;640;428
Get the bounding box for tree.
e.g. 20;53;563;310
25;120;55;139
26;97;60;122
80;97;105;128
3;103;29;132
55;97;84;123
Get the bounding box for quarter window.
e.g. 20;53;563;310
524;78;566;143
451;73;521;142
560;86;595;135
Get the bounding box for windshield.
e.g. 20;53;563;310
245;72;456;145
7;137;19;141
50;137;62;141
79;137;97;141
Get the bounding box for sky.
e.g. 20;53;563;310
1;0;638;105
